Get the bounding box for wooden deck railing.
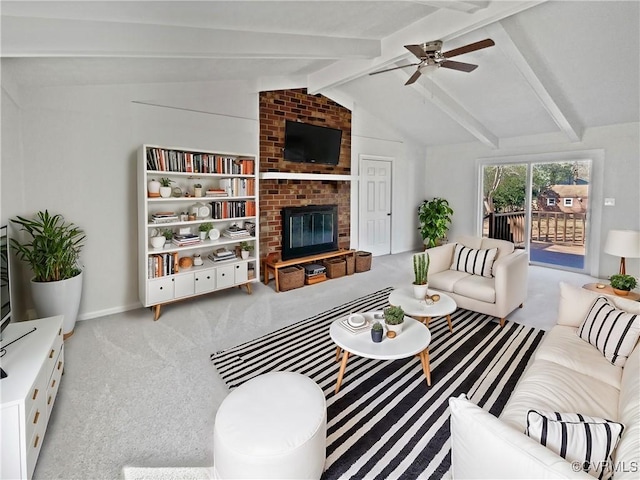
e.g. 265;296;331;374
485;211;585;246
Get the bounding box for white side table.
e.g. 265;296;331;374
329;312;432;393
389;287;457;332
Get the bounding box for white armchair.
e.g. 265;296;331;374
426;236;529;327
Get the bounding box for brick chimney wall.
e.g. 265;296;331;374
259;89;352;259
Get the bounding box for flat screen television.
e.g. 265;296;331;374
283;120;342;165
1;225;11;341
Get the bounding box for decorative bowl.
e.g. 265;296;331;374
348;313;366;328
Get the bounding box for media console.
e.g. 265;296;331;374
263;249;355;292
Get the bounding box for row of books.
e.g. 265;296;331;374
208;247;238;262
151;212;180;224
146;148;255;175
171;234;201;247
219;178;255;197
148;252;179;278
212;200;256;219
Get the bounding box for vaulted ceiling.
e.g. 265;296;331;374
2;1;638;148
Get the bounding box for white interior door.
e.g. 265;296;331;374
358;157;392;256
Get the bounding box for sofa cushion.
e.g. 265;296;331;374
450;243;498;278
558;282;640;328
577;296;640;367
525;410;624;480
535;326;623;389
453;274;496;304
481;237;515;259
456;235;483;250
615;344;640;480
500;359;619;433
428;269;470;293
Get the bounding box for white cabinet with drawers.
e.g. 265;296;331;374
0;316;64;480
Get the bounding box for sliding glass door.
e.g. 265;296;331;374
481;159;592;272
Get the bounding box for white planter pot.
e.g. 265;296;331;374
413;283;429;299
241;250;250;260
159;186;172;198
150;236;166;249
385;322;403;336
147;179;161;197
200;231;207;240
31;271;83;339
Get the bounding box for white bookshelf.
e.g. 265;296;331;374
138;144;259;320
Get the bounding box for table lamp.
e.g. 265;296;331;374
604;230;640;275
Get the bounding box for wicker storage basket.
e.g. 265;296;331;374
355;251;372;272
345;253;355;275
278;265;305;291
324;258;346;278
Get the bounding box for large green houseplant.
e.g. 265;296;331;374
10;210;85;338
418;198;454;249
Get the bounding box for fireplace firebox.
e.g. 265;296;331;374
281;205;339;260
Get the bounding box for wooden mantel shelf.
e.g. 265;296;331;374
259;172;356;181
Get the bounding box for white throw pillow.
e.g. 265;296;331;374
525;410;624;480
577;296;640;367
450;243;497;278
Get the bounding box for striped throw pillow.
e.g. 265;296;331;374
525;410;624;480
577;296;640;367
450;244;498;278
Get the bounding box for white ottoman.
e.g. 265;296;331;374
213;371;327;479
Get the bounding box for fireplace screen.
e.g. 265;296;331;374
282;205;339;260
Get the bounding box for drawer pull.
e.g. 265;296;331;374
49;349;55;359
32;388;39;400
33;410;40;424
58;328;62;336
48;395;52;405
58;360;63;370
33;435;40;449
51;378;56;388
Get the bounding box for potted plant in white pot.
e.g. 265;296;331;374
413;252;430;299
159;177;173;198
383;305;405;337
240;241;254;260
10;210;85;339
198;222;213;240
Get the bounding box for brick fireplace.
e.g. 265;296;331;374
259;89;352;259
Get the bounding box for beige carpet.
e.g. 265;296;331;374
122;466;213;480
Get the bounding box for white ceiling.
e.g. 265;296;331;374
2;1;638;147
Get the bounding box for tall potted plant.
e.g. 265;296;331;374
418;198;454;249
10;210;85;338
413;252;430;299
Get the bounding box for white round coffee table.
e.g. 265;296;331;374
388;287;457;332
329;311;432;393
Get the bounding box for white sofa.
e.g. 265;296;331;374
449;282;640;479
427;236;529;327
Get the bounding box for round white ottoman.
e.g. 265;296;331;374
213;371;327;479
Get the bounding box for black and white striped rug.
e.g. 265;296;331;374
211;287;545;479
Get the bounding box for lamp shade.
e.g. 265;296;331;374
604;230;640;258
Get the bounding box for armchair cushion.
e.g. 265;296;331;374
453;275;496;304
450;244;498;278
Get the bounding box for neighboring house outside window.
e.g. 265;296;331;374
547;198;556;206
564;198;573;207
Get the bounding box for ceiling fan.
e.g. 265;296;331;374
370;38;495;85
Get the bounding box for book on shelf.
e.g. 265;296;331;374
148;252;179;278
172;234;201;247
151;212;179;224
146;147;255;175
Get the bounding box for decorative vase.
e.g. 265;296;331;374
194;187;203;197
199;231;207;240
31;271;83;339
371;328;383;343
385;323;403;336
241;250;250;260
413;283;429;299
150;236;166;249
147;179;161;197
613;288;630;296
159;186;172;198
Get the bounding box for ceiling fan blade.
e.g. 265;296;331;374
442;38;495;58
405;44;427;60
440;60;478;73
369;63;420;76
405;69;423;85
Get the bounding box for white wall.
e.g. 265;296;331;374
425;123;640;278
2;76;422;321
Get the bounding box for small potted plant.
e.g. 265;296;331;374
413;252;430;299
384;305;405;336
371;321;384;343
609;274;638;296
193;183;203;197
198;222;213;240
240;240;254;260
162;228;174;242
159;177;173;198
